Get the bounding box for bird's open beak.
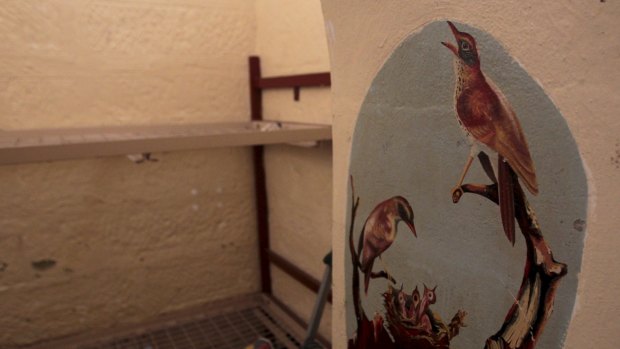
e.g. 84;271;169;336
441;21;459;56
447;20;460;37
406;219;417;238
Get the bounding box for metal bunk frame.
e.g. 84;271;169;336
19;56;333;349
248;56;332;347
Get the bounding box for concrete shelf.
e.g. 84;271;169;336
0;120;332;165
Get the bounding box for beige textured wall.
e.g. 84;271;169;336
0;0;253;129
255;0;333;339
0;1;259;347
321;1;620;348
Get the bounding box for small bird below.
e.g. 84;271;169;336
392;283;437;333
407;286;421;323
358;196;417;294
417;284;437;333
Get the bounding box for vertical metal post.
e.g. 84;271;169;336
302;252;332;349
249;56;263;121
249;56;272;294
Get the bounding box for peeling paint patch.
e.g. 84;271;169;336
573;219;586;232
325;20;336;46
31;259;57;271
221;242;235;249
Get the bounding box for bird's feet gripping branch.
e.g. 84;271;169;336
447;151;567;348
451;186;464;203
451;152;497;204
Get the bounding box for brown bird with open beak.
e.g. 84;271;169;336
407;286;421;323
441;21;538;245
358;196;417;294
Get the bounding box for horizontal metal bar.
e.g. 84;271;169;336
257;73;331;89
267;249;332;304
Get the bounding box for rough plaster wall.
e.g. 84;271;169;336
320;1;620;348
0;0;253;128
0;150;259;346
255;0;333;339
0;1;258;347
267;144;332;339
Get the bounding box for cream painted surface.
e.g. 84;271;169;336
255;0;330;77
0;0;254;129
320;1;620;348
256;0;333;339
0;150;259;346
266;144;332;338
256;0;331;125
0;1;258;347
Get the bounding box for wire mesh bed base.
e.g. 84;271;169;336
33;294;326;349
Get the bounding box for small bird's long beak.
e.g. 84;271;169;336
406;219;417;237
441;21;460;56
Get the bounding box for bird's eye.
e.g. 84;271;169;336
460;41;470;51
398;204;408;220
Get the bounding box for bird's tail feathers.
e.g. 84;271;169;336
494;133;539;195
364;259;374;295
499;157;516;245
506;152;538;195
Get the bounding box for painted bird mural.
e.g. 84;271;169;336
358;196;417;294
441;21;538;245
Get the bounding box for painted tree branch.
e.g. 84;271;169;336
453;152;568;349
348;175;364;324
348;177;466;349
349;176;398;326
349;177;404;349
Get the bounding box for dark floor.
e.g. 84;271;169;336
33;294;325;349
81;307;297;349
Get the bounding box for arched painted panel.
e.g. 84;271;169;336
346;21;586;349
